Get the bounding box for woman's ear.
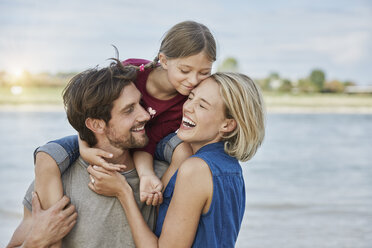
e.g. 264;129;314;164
158;53;168;70
220;118;237;134
85;118;106;134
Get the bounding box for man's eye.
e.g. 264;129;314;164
126;106;134;113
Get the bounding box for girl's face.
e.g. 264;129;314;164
177;77;232;152
161;52;213;96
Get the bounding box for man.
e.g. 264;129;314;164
7;59;170;247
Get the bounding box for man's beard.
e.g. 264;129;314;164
105;126;149;150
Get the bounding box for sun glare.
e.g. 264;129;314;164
11;86;23;95
10;68;24;79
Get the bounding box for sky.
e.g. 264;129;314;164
0;0;371;85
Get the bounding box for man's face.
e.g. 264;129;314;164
104;83;150;150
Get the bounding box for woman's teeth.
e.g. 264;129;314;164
182;117;196;127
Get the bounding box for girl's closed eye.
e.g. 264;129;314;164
199;72;210;76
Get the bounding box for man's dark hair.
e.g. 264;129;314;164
63;58;137;146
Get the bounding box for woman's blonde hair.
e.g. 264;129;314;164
211;72;265;162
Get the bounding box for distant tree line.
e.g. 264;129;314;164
0;58;357;94
0;70;76;87
217;57;356;94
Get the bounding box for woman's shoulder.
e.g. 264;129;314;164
193;143;241;175
178;157;211;180
175;157;213;202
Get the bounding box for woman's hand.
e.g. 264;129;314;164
87;165;132;197
78;137;126;171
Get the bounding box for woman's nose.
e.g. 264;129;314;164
183;99;195;113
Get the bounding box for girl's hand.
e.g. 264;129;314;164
87;165;132;197
78;137;126;171
139;174;163;206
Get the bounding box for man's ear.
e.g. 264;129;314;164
158;53;168;70
220;118;237;134
85;118;106;134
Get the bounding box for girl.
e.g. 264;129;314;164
87;72;266;247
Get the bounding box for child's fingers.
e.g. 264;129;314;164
91;165;112;174
152;193;159;206
103;163;127;172
154;183;163;193
100;161;119;171
87;165;108;178
157;192;163;205
101;162;127;172
94;149;113;159
116;163;127;171
140;192;148;202
146;194;154;206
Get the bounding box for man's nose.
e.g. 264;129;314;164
138;106;150;121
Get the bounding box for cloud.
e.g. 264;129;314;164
271;31;370;66
313;32;370;64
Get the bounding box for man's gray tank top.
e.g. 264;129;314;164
23;157;169;248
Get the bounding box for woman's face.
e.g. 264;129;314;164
162;52;213;96
177;77;228;152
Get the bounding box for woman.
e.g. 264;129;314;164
87;72;265;247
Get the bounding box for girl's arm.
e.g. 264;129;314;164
134;132;193;206
33;135;79;248
87;157;213;248
33;134;121;246
34;135;79;208
34;135;79;175
34;134;125;208
78;137;127;171
133;151;163;205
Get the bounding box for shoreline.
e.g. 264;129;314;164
1;104;372;114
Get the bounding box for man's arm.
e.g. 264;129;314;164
7;192;77;248
7;206;32;248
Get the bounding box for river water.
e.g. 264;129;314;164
0;111;371;247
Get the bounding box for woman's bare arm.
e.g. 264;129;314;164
88;157;213;248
